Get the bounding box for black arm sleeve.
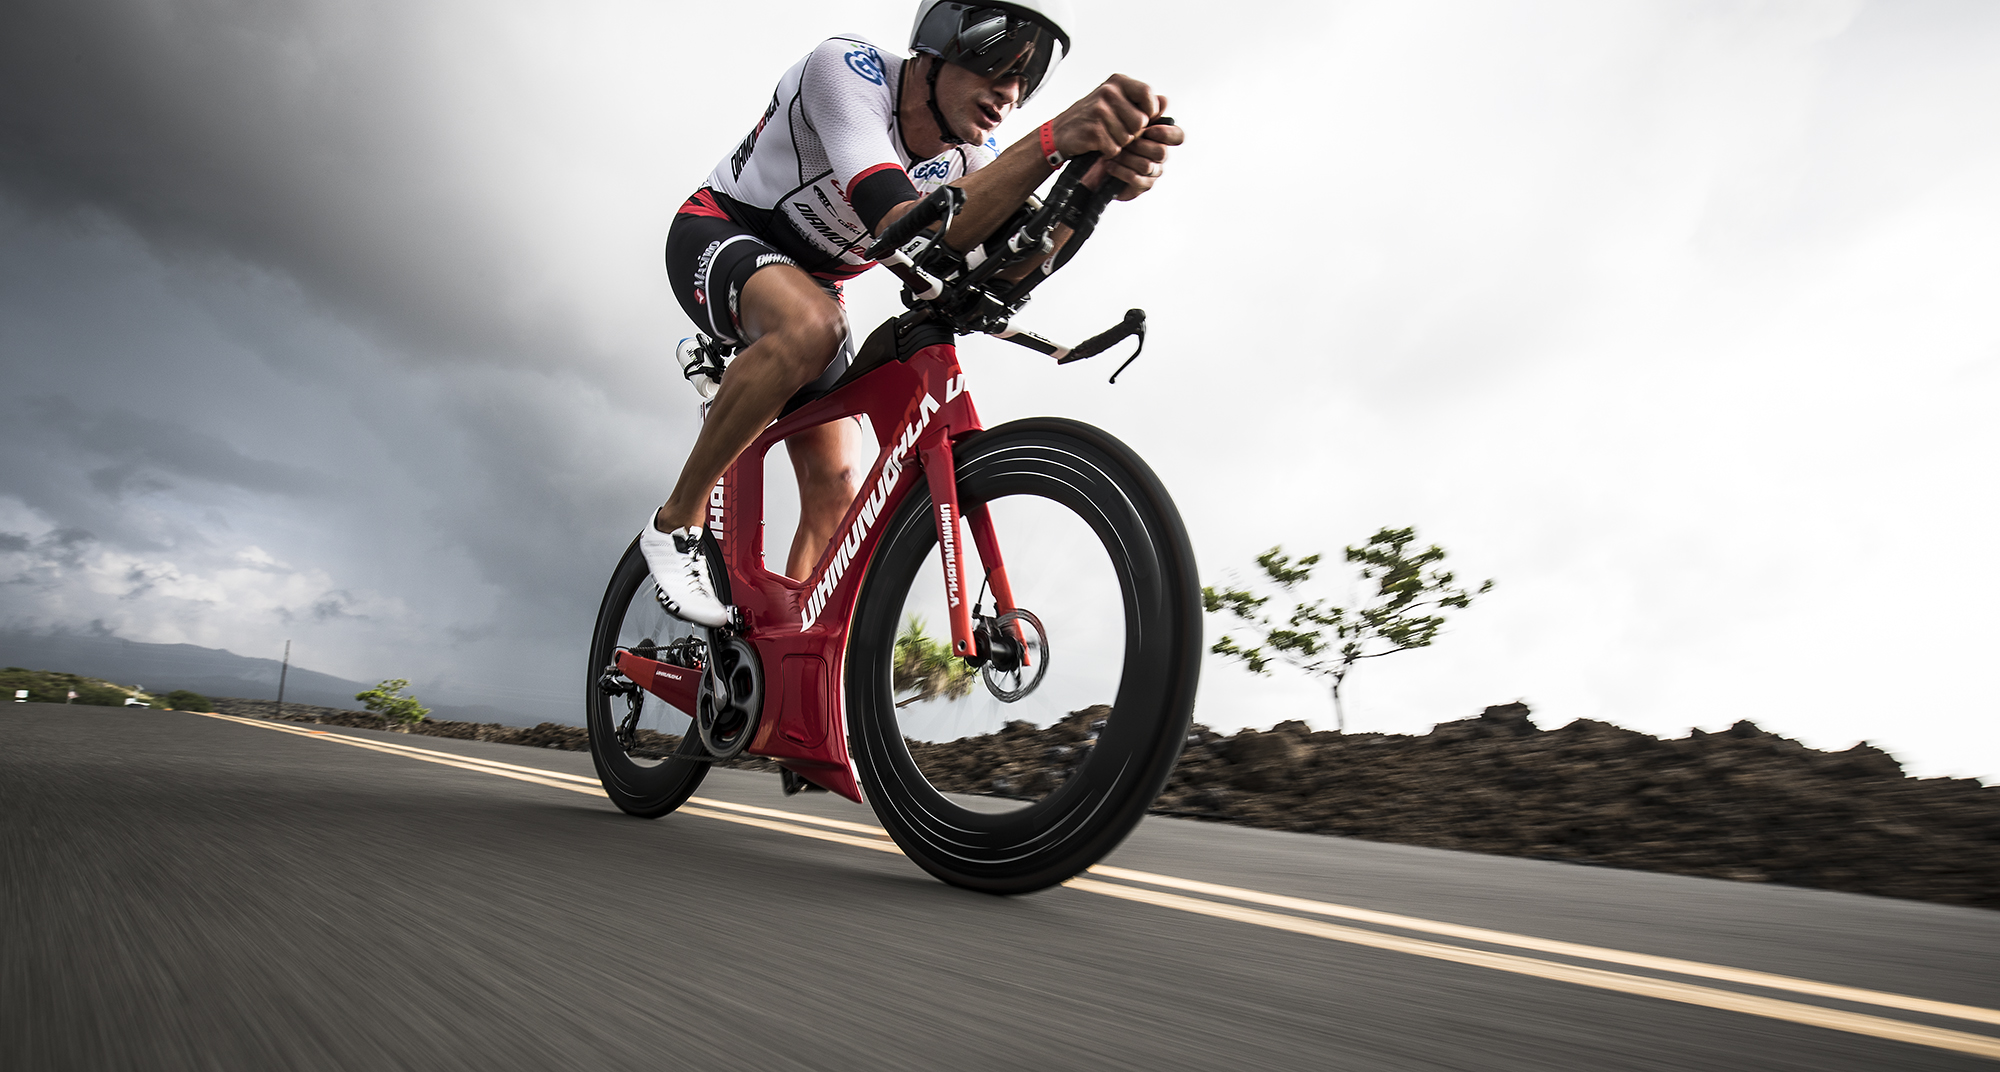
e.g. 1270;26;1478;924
852;166;920;235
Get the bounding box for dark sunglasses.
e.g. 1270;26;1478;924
948;8;1064;98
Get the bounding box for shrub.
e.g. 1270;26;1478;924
0;667;133;706
355;679;430;731
893;615;975;705
160;690;212;711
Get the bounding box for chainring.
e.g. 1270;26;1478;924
696;631;763;759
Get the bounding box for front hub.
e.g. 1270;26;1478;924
979;608;1048;703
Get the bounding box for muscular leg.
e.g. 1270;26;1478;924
657;265;867;575
782;416;870;580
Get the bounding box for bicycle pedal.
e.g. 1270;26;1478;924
779;769;827;796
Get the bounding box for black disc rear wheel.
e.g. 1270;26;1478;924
586;536;710;817
847;418;1201;893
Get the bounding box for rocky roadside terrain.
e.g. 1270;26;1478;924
205;696;1998;910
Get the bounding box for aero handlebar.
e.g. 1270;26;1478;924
864;118;1172;380
866;117;1169;268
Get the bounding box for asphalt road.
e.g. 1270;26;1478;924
5;703;1997;1071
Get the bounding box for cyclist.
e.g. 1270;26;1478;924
646;0;1182;626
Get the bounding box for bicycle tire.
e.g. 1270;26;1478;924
847;418;1201;893
585;535;710;817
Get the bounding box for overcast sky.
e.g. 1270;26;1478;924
2;0;1995;781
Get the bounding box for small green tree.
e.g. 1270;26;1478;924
161;690;212;711
355;678;430;732
1203;526;1492;731
893;615;976;707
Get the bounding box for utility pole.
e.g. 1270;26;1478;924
275;640;291;719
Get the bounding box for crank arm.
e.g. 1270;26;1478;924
613;648;704;717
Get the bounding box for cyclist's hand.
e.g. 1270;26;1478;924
1050;74;1162;160
1091;119;1182;201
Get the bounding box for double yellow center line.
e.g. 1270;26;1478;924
197;712;2000;1061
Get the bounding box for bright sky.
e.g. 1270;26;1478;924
2;1;1995;780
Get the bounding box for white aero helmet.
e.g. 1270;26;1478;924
909;0;1073;103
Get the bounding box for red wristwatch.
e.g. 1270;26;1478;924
1039;121;1062;169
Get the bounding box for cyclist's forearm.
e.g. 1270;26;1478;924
942;140;1060;250
873;138;1057;252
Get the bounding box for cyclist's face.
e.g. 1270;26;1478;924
934;57;1024;144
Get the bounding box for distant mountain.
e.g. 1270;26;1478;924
0;631;549;727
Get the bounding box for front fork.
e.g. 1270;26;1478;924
920;436;1027;665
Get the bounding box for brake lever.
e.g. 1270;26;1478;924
1055;308;1147;382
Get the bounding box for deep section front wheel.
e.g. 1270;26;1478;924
585;535;710;817
847;418;1202;893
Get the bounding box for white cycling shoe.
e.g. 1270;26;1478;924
640;518;730;628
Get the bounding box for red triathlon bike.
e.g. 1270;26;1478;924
587;147;1200;894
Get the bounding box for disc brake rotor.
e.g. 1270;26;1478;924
981;608;1049;702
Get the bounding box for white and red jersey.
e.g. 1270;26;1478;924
684;35;997;282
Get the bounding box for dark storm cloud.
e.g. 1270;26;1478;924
0;0;669;718
0;0;567;366
0;171;650;715
24;396;332;499
308;591;364;621
0;371;331;558
1;528;96;585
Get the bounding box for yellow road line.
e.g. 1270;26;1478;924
1067;878;2000;1061
198;713;897;843
686;798;890;838
681;805;902;854
1085;865;2000;1029
203;713;598;782
202;713;601;796
199;710;1999;1059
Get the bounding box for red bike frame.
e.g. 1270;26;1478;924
612;337;1015;803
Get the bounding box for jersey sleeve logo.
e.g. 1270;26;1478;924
844;46;886;85
910;157;954;183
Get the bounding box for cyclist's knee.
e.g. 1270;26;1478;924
790;419;866;519
741;270;846;385
777;305;846;382
804;456;860;507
